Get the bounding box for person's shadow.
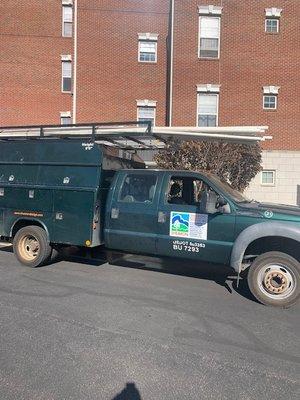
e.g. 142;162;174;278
112;382;142;400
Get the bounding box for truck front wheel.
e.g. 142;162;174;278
247;251;300;308
13;226;52;268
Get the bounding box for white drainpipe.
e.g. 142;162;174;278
72;0;78;123
169;0;175;127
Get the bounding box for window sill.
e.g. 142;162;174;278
138;61;157;64
198;57;220;61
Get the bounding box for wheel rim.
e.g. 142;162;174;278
257;263;297;300
18;234;40;261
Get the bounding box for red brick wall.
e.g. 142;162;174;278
0;0;299;151
76;0;169;126
0;0;72;126
172;0;300;150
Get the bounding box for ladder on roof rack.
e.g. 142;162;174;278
0;121;163;150
0;121;271;148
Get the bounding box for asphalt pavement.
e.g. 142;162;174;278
0;245;299;400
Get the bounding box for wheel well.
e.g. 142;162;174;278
244;236;300;263
11;220;46;238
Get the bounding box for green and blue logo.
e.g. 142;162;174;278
170;212;190;237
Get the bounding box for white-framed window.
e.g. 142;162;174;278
60;112;72;125
62;5;73;37
261;170;276;185
263;95;277;110
138;34;158;63
199;16;220;59
61;59;72;92
265;18;279;33
197;93;219;127
137;106;156;126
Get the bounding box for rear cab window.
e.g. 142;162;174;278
119;173;158;203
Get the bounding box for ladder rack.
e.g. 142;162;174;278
0;121;271;149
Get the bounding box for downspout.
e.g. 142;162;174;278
169;0;175;127
72;0;78;123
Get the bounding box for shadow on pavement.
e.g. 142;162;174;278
112;382;142;400
0;245;259;304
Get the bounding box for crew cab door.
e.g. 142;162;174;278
104;170;160;254
156;172;236;264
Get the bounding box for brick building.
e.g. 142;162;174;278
0;0;299;204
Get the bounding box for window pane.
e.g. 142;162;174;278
262;171;275;184
140;52;156;62
200;17;220;38
138;107;155;120
62;61;72;77
61;117;71;125
63;7;73;22
63;22;73;37
119;174;158;203
140;42;156;52
139;41;156;62
264;95;276;109
63;77;72;92
266;19;278;33
198;115;217;127
198;94;218;114
200;38;219;50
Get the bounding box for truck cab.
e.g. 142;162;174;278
105;169;236;265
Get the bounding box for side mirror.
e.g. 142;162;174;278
216;196;228;209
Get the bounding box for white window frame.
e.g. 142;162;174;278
261;170;276;186
137;104;156;126
61;57;72;93
198;16;221;59
196;92;219;127
138;36;158;63
265;18;279;33
263;94;277;110
62;5;73;38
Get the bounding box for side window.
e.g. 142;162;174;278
167;176;209;206
119;174;157;203
167;176;226;214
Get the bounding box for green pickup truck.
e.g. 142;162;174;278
0;123;299;307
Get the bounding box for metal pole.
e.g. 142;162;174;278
72;0;78;124
169;0;175;127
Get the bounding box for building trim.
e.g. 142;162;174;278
136;99;157;107
265;8;282;18
197;84;220;93
198;5;223;15
61;54;72;61
138;33;159;41
263;86;280;94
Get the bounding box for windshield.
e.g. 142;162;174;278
205;173;251;203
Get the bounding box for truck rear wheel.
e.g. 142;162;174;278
247;251;300;308
13;226;52;268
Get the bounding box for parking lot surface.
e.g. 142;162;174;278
0;246;299;400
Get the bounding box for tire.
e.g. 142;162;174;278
13;226;52;268
247;251;300;308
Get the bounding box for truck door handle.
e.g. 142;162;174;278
111;208;119;219
158;211;167;223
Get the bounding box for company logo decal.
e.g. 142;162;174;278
170;212;208;240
